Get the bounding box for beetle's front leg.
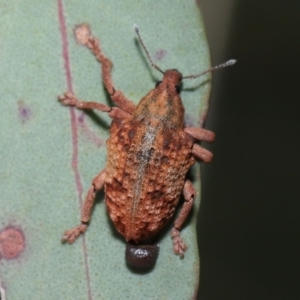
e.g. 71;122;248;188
74;24;135;114
62;169;106;244
58;92;111;113
58;92;132;120
171;180;196;257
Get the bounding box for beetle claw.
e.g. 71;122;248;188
171;228;187;257
61;224;87;244
58;92;77;106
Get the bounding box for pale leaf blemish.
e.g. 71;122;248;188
154;49;167;61
74;23;91;45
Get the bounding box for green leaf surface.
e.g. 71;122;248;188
0;1;211;299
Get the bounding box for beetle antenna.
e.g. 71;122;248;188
182;59;237;79
134;24;165;75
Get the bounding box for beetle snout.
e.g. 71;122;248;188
163;69;183;86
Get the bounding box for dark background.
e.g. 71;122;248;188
197;1;300;299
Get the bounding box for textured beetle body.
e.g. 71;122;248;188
105;73;195;242
59;24;218;260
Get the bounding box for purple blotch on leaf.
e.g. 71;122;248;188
18;101;32;123
154;49;167;61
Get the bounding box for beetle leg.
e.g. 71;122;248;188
58;92;111;112
192;144;213;163
82;30;135;114
58;93;132;120
62;169;106;244
184;127;215;143
108;107;132;119
171;180;196;257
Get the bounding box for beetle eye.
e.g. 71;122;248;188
155;81;162;87
175;85;180;93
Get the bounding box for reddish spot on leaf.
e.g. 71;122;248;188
0;227;25;260
18;101;32;123
154;49;167;61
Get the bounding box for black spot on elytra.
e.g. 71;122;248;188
113;178;126;193
161;156;169;164
128;129;135;141
153;191;163;199
163;134;172;150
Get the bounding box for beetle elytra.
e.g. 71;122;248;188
58;24;236;262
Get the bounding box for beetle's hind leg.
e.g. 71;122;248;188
62;169;106;244
171;180;196;257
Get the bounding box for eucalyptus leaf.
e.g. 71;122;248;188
0;1;211;299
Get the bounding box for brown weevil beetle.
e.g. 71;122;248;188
58;24;236;267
